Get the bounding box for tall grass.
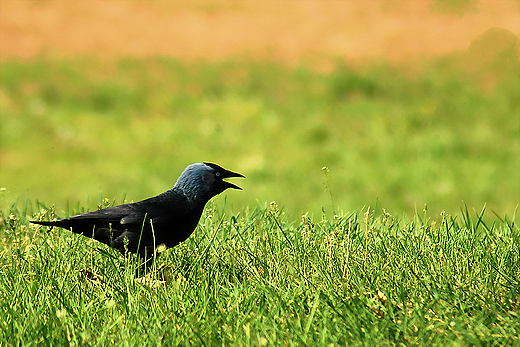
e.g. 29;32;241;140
1;199;518;346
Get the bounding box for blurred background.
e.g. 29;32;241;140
1;0;519;220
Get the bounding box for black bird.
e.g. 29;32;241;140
31;162;244;265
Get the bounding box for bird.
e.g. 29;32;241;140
31;162;244;267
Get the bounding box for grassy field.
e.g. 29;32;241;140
1;200;519;346
1;26;519;346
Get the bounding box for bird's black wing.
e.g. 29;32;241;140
31;203;146;251
31;191;199;256
33;203;141;233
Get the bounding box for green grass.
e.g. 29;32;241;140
1;43;519;219
1;33;519;345
1;200;519;346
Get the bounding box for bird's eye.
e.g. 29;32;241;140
215;172;221;177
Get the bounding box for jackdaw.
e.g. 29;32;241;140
31;162;244;265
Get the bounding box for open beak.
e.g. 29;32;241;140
222;169;245;190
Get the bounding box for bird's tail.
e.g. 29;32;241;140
31;220;59;227
30;220;79;232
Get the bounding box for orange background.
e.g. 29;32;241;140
2;1;519;64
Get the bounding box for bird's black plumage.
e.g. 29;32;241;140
31;163;244;263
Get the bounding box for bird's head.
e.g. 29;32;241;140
174;163;245;202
